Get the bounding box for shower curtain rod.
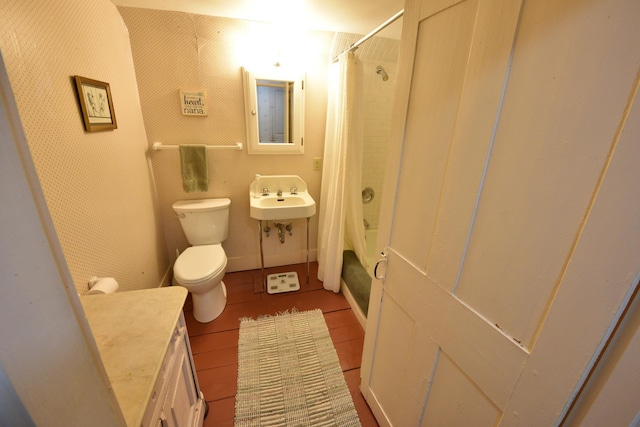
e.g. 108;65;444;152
332;9;404;63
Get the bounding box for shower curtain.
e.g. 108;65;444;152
317;51;367;292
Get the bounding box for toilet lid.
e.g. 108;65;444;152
174;245;226;284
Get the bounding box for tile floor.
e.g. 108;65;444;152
182;262;379;427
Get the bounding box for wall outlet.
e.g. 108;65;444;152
313;157;322;171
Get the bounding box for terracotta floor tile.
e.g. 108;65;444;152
198;364;238;401
189;329;239;354
183;294;193;311
204;397;235;427
186;262;378;426
223;269;255;286
334;337;365;372
329;322;365;344
227;288;261;305
324;309;360;329
344;369;379;427
186;303;252;336
194;346;237;371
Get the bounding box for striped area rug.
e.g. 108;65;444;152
235;309;361;426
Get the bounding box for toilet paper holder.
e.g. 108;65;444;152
88;276;100;289
87;276;119;295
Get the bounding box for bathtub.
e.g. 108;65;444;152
340;229;378;330
364;229;378;277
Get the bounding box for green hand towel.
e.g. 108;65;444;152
179;145;209;192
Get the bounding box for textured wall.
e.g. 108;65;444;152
0;0;169;294
0;0;395;296
118;7;333;272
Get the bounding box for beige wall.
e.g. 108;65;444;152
118;7;333;272
0;0;169;294
0;0;334;294
1;78;125;426
1;3;130;424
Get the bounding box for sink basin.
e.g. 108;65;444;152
250;192;316;220
249;175;316;220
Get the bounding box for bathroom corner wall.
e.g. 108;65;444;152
0;0;169;293
360;57;398;230
331;33;400;231
118;7;332;272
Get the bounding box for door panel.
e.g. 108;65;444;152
368;294;414;413
383;250;526;407
369;293;439;425
453;0;640;348
391;0;478;270
503;82;640;423
422;351;501;426
423;0;524;292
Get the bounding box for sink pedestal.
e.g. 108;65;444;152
250;175;316;293
255;217;311;293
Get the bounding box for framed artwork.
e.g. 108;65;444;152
74;75;117;132
180;89;208;116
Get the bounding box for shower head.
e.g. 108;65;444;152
376;65;389;81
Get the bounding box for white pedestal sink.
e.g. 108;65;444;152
249;175;316;293
249;175;316;220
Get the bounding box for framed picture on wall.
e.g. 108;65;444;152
74;75;117;132
180;89;208;116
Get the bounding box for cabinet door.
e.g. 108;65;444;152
160;338;201;427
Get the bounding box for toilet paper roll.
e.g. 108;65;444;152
87;277;119;295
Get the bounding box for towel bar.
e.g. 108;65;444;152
152;141;243;151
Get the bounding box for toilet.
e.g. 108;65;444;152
172;198;231;323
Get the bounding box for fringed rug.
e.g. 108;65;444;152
235;309;361;426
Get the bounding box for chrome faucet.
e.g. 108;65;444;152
261;188;269;196
290;186;298;195
277;188;283;197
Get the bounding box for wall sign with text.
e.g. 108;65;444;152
180;89;208;116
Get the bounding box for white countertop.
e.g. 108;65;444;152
81;286;188;427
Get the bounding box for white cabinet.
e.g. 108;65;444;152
142;313;205;427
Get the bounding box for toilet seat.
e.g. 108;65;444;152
174;244;226;284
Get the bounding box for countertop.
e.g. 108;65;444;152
81;286;188;427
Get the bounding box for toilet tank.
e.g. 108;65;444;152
172;198;230;245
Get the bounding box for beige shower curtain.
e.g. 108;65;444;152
317;51;366;292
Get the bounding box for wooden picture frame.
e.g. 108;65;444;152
74;76;117;132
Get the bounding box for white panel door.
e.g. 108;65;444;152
360;0;640;425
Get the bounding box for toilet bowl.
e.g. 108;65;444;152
173;244;227;323
172;198;231;323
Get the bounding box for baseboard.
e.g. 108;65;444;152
227;249;317;273
340;278;367;330
159;264;173;287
